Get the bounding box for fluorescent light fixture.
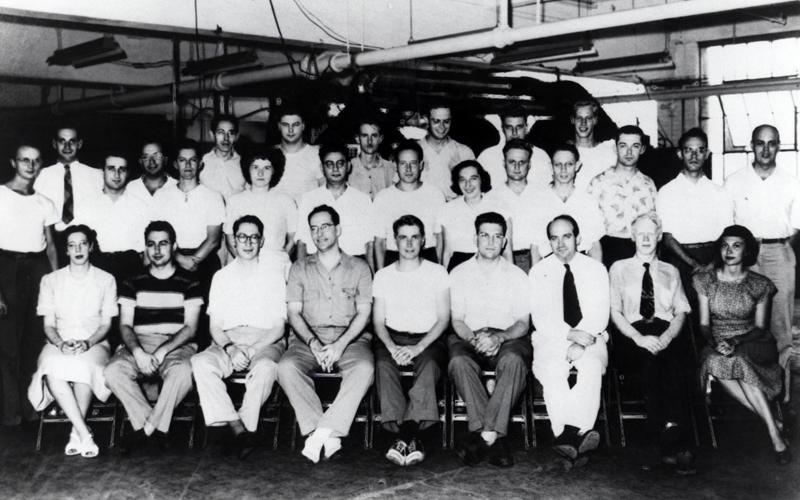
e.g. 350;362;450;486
183;51;261;76
46;36;127;69
574;51;674;76
492;39;594;65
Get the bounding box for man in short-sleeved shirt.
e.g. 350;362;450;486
373;215;449;466
724;124;800;370
609;213;694;473
349;117;395;199
105;221;202;451
0;144;58;425
277;205;374;463
272;108;324;203
373;140;445;269
449;212;531;468
191;215;288;458
296;144;375;268
418;103;474;199
588;125;657;268
126;141;178;210
200;114;245;201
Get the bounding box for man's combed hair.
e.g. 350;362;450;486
319;143;349;163
474;211;507;236
550;142;580;162
677;127;708;149
615;125;645;143
233;214;264;236
145;220;177;244
392;214;425;238
211;114;239;133
546;214;581;238
502;138;532;157
308;204;341;226
393;139;424;163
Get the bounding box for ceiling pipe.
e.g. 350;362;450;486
27;0;797;115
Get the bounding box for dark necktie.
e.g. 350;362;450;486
640;262;655;320
563;263;582;327
62;163;74;224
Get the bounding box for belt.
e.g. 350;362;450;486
761;237;789;244
683;241;714;249
0;248;45;259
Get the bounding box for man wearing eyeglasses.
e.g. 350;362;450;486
33;126;103;264
295;143;374;269
125;141;177;209
150;140;225;298
191;215;289;459
0;144;58;426
657;128;733;308
278;204;374;463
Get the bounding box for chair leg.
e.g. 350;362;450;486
522;390;530;451
448;381;456;450
35;412;45;452
108;402;118;449
613;371;626;447
601;381;611;448
271;392;282;451
528;383;537;449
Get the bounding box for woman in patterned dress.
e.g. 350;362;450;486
693;224;790;464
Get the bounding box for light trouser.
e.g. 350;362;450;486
751;241;796;369
277;336;374;438
104;333;196;433
532;335;607;436
191;342;285;432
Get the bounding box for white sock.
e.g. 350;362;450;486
481;431;497;446
301;428;332;463
323;437;342;459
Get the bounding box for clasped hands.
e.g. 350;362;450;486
566;329;597;363
133;347;169;376
389;343;422;367
471;328;502;357
633;333;670;355
58;339;91;355
310;338;347;373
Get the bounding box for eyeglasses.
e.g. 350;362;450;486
15;157;42;167
310;223;335;234
140;153;164;163
234;233;262;244
324;160;347;169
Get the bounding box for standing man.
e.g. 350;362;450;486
191;215;289;459
530;215;609;468
296;144;375;268
449;212;531;467
277;205;374;463
609;213;695;474
657;128;733;306
587;125;657;268
477;106;552;190
151;140;225;296
272;106;324;203
349;115;395;200
34;126;103;260
105;221;202;451
0;144;58;426
570;100;618;192
724;124;800;373
373;215;450;466
373;140;445;269
125;141;177;209
417;102;474;199
76;152;148;284
200;114;245;200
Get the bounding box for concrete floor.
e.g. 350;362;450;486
1;414;798;500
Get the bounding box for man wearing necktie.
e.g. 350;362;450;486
609;213;695;474
33;126;103;265
530;215;610;468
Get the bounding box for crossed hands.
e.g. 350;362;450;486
566;329;596;363
389;343;422;367
58;340;90;356
634;334;670;355
133;347;167;377
311;339;347;373
471;329;502;357
714;339;734;357
227;345;252;372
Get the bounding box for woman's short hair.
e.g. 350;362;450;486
63;224;97;251
450;160;491;196
242;147;286;187
712;224;760;268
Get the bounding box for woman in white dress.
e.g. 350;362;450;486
28;225;117;457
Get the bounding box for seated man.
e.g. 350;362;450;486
529;215;609;468
191;215;290;459
449;211;531;467
277;205;374;463
373;215;450;466
609;213;695;474
105;221;202;453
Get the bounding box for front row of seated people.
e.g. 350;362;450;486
24;205;790;470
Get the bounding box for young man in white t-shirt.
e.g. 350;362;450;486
372;215;450;466
272;107;324;203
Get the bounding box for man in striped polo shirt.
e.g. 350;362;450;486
105;220;203;454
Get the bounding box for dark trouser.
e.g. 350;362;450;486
612;318;692;452
513;250;531;274
385;247;438;267
448;252;474;272
0;250;50;423
601;235;636;269
447;333;532;436
374;329;446;433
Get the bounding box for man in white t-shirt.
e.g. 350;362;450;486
0;143;58;425
191;215;289;459
373;140;446;270
125;141;178;209
571;100;618;192
449;212;531;468
272;107;324;203
477;106;552;190
373;215;450;466
417;102;474;199
200;114;245;201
